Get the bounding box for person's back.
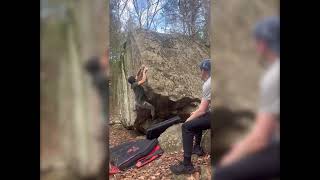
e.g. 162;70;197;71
260;58;280;142
131;81;147;106
260;59;280;118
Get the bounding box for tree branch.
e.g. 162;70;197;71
148;0;162;29
119;0;129;19
133;0;142;28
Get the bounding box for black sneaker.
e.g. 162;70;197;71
170;161;195;175
192;146;205;156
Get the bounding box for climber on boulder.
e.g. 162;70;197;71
84;54;109;122
128;65;156;120
136;64;146;82
170;59;212;175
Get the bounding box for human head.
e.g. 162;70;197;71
253;16;280;63
128;76;136;84
199;58;211;81
85;56;101;75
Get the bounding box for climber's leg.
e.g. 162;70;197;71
142;101;156;120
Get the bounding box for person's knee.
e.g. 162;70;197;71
214;167;234;180
182;122;191;132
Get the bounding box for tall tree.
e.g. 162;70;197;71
162;0;205;40
131;0;166;30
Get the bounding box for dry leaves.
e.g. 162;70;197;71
109;123;211;179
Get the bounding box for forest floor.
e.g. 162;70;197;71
109;116;211;180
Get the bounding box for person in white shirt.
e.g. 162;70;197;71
214;16;280;180
170;59;212;175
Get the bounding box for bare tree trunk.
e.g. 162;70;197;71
148;0;161;30
119;0;129;20
146;0;150;28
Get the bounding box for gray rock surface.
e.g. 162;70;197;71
114;29;209;132
158;124;211;154
158;124;183;152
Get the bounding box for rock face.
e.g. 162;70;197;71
158;124;183;152
201;130;211;154
158;123;211;154
114;29;209;132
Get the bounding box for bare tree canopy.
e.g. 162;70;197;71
110;0;208;37
110;0;210;64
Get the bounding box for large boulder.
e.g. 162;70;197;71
158;123;211;154
114;29;209;132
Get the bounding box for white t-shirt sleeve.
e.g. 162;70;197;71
202;78;211;101
259;62;280;115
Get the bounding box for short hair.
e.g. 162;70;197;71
199;59;212;73
85;56;100;74
128;76;136;84
254;16;280;55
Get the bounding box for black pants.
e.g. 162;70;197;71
214;141;280;180
89;72;109;123
182;112;211;158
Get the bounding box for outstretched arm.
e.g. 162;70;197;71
137;67;148;85
135;69;142;80
136;65;145;81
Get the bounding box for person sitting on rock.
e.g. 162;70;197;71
128;65;156;120
170;59;212;175
214;16;280;180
